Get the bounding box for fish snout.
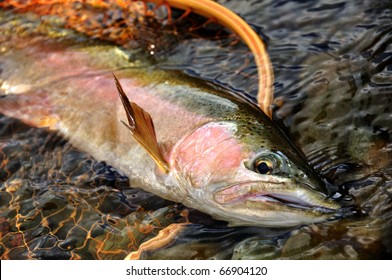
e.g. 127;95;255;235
213;180;341;212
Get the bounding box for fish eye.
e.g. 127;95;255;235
254;159;273;174
247;151;288;175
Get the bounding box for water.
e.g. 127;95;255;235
1;0;392;259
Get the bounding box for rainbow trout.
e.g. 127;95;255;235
0;33;341;227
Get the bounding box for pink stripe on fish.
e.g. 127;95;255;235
171;122;244;188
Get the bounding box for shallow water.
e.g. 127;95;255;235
1;0;392;259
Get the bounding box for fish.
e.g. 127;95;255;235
0;33;340;227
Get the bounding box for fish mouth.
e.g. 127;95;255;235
213;181;340;212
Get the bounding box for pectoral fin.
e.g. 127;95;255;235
113;74;170;173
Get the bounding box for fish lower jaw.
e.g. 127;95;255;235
246;193;338;213
208;205;336;228
214;183;340;213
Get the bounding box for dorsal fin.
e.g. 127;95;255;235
113;74;170;173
